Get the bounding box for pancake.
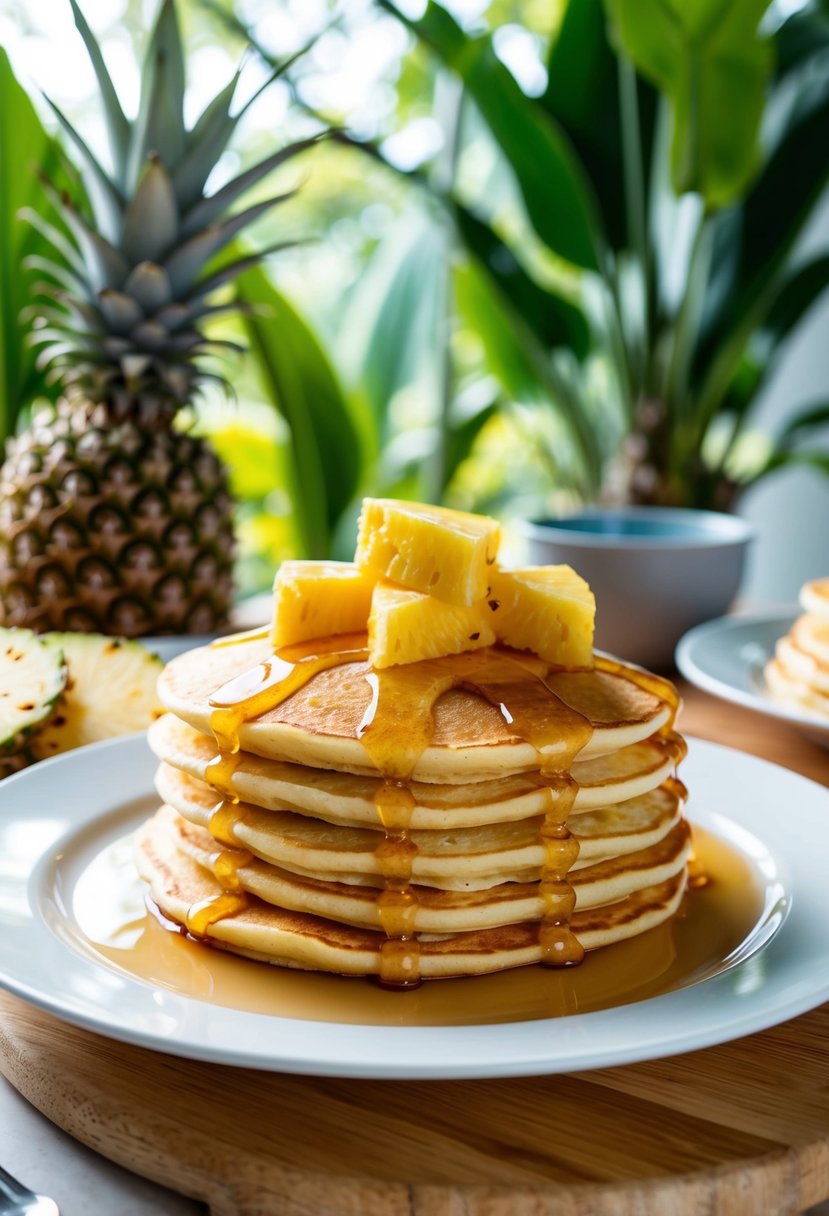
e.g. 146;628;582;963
158;637;674;781
141;607;688;984
156;762;683;889
801;578;829;622
136;808;689;978
149;713;683;828
160;804;691;929
793;613;829;662
777;634;829;695
766;655;829;717
766;588;829;720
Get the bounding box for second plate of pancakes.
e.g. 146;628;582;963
676;612;829;748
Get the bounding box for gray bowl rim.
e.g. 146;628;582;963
517;506;754;551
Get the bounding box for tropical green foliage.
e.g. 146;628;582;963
236;264;364;558
606;0;773;206
0;48;76;442
4;0;829;587
369;0;829;509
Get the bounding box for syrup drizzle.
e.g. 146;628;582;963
357;663;460;988
184;634;685;986
190;635;367;943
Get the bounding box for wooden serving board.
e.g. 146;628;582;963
1;684;828;1216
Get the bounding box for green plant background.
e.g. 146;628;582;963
2;0;828;595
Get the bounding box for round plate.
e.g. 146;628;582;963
0;734;827;1079
676;611;829;748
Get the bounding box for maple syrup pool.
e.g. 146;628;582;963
44;792;787;1028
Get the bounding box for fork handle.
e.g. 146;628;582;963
0;1162;27;1201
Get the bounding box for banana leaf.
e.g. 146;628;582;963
236;265;364;558
442;382;499;489
379;0;604;271
0;48;78;444
691;65;829;433
543;0;657;255
777;401;829;450
605;0;772;208
759;449;829;478
775;4;829;75
454;257;601;494
337;210;447;455
451;202;589;357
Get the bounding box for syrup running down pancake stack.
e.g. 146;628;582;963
137;499;690;986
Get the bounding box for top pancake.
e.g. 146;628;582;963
159;638;673;783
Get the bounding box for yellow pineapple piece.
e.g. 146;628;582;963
368;581;495;668
272;561;375;647
355;498;500;606
488;565;595;667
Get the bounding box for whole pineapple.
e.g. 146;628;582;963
0;0;314;637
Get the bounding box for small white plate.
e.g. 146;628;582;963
1;734;828;1078
676;612;829;748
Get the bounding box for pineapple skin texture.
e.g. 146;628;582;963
272;561;375;647
0;401;235;637
369;581;495;668
355;498;500;607
489;566;595;667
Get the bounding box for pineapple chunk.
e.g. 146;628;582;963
369;581;495;668
272;561;376;647
355;498;500;606
488;566;595;667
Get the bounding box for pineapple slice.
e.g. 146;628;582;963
31;634;163;759
488;566;595;667
369;581;495;668
355;498;500;606
0;628;67;753
272;561;376;647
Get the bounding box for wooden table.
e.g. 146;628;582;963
1;683;829;1216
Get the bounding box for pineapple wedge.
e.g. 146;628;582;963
31;634;163;759
369;581;495;668
488;566;595;667
272;561;376;647
355;498;500;606
0;628;67;753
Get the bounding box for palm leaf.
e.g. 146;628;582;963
337;211;447;453
778;401;829;449
451;202;590;358
605;0;772;207
543;0;657;254
236;264;364;557
379;0;604;271
0;49;79;441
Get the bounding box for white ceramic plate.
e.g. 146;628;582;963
0;733;827;1080
676;611;829;748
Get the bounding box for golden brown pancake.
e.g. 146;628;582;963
135;808;688;978
766;595;829;720
161;805;690;929
149;713;680;828
141;629;688;983
155;761;683;889
157;638;673;781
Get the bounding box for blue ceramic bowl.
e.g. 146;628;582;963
518;507;754;670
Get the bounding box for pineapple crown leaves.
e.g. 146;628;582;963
27;0;323;423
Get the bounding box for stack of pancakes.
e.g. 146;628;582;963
137;633;691;985
766;578;829;718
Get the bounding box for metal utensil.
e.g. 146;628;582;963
0;1165;58;1216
